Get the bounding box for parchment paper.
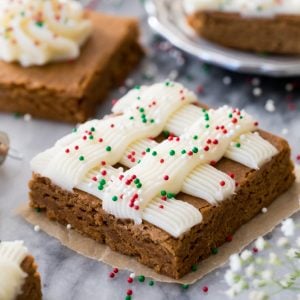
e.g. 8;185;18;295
18;167;300;284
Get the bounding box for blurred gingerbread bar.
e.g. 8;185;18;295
0;0;143;123
184;0;300;54
0;240;42;300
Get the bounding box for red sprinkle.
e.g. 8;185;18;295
202;286;208;293
127;290;133;296
213;139;218;145
74;145;79;150
204;146;209;152
127;277;133;283
254;121;259;126
159;205;164;209
109;272;115;278
210;160;216;166
232;118;238;124
98;138;103;143
160;159;165;164
113;268;118;273
65;149;70;153
220;181;226;187
101;170;107;176
228;173;235;179
296;155;300;161
252;247;258;253
163;175;169;181
101;161;106;166
226;235;233;242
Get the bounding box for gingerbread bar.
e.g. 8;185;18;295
0;241;42;300
0;0;143;123
29;81;295;279
184;0;300;54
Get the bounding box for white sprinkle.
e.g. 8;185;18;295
255;236;266;251
253;87;262;97
223;76;232;85
265;99;276;112
281;218;295;237
66;224;72;230
281;128;289;135
285;83;294;92
240;249;252;261
251;78;260;86
129;272;135;279
261;207;267;213
24;114;32;122
34;225;40;232
229;253;242;272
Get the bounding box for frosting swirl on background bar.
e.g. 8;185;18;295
0;0;92;67
184;0;300;17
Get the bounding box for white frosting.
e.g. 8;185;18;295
184;0;300;17
31;82;197;191
0;241;28;300
102;106;256;227
0;0;92;67
31;81;278;238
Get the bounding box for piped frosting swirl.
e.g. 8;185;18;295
0;0;92;67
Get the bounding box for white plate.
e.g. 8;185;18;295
144;0;300;77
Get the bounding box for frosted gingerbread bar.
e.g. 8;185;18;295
29;81;295;279
184;0;300;54
0;241;42;300
0;0;143;123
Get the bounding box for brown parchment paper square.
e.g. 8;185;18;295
18;167;300;284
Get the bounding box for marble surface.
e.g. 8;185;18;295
1;1;300;299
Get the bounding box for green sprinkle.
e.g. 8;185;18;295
228;113;233;118
152;151;157;156
106;146;112;152
165;81;170;86
192;147;198;153
112;196;118;202
136;183;142;189
202;108;207;112
240;116;244;119
98;185;104;190
163;130;170;138
79;156;84;161
100;179;106;185
139;108;145;113
129;116;134;120
182;284;189;290
236;143;241;148
205;124;210;128
90;127;95;132
138;275;145;282
160;190;167;196
137;96;141;100
150;119;155;123
135;85;141;90
141;113;146;118
35;21;44;27
148;280;155;286
89;135;94;140
169;150;175;156
191;265;197;272
125;296;131;300
204;114;209;121
211;247;218;255
35;207;41;213
146;148;151;153
181;149;186;155
167;192;175;199
193;135;198;140
134;178;140;184
142;119;147;123
72;127;77;132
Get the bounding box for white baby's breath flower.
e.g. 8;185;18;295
249;290;269;300
253;279;266;288
261;270;273;281
276;237;289;248
255;236;266;251
224;270;240;286
232;279;248;293
241;250;253;261
281;218;295;237
286;248;299;259
269;252;281;265
280;279;290;288
225;288;237;298
229;253;242;272
296;237;300;248
255;257;264;265
245;264;256;278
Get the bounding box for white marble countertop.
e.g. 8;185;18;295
1;1;300;299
